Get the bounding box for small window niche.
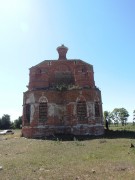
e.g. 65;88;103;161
39;94;48;122
39;102;48;122
77;100;87;121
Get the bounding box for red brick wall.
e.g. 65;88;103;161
28;60;95;90
22;56;104;138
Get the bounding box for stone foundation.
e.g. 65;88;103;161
22;124;104;138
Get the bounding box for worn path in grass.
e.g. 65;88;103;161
0;128;135;180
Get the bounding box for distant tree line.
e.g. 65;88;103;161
0;114;22;130
104;108;130;127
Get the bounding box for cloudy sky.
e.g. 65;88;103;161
0;0;135;121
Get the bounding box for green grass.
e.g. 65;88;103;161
109;123;135;131
0;127;135;180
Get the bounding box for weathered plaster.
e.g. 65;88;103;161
48;103;56;117
39;93;48;103
26;93;35;104
30;104;35;122
87;101;95;118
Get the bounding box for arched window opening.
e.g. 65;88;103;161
95;102;100;117
26;104;30;123
77;101;87;121
39;102;48;122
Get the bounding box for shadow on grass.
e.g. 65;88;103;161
103;129;135;139
34;129;135;141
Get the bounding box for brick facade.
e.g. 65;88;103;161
22;45;104;138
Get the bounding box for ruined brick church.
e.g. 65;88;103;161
22;45;104;138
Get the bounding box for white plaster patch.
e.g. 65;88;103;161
39;93;48;103
48;103;55;117
48;103;66;118
56;105;65;118
26;93;35;104
87;102;95;117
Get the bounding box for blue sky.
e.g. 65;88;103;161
0;0;135;121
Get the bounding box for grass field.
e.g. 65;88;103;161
0;125;135;180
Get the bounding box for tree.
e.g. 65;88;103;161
118;108;129;125
111;108;129;126
0;114;11;130
111;108;120;126
14;116;22;129
104;111;112;126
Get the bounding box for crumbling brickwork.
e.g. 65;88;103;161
22;45;104;138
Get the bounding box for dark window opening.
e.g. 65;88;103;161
81;66;87;73
48;61;51;66
95;102;100;117
54;71;75;86
39;102;48;122
82;68;84;72
26;104;30;123
77;101;87;121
